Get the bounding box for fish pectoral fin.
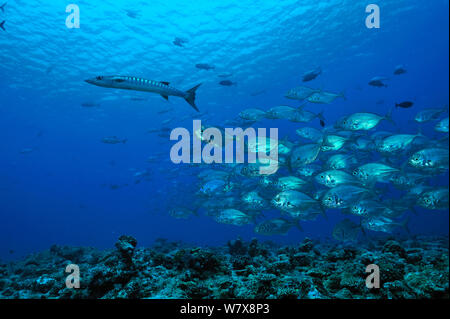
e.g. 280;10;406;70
160;81;170;86
161;95;169;101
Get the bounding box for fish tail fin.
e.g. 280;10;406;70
317;110;326;127
320;134;334;149
316;110;325;120
184;83;202;112
294;220;303;232
401;217;411;234
416;126;424;139
0;21;5;31
297;102;307;110
359;218;367;236
320;207;328;219
384;108;396;126
287;156;294;174
339;91;346;100
443;105;449;113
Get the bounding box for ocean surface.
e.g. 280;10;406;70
0;0;448;264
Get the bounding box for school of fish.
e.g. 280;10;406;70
165;84;449;241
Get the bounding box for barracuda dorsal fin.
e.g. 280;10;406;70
161;81;170;86
161;95;169;100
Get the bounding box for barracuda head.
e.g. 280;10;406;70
85;75;120;87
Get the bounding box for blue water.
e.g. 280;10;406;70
0;0;448;260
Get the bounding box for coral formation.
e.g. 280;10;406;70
0;236;448;299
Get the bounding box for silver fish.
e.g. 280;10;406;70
415;107;448;123
322;185;370;209
254;218;302;236
409;148;449;171
332;219;361;242
85;76;201;111
417;188;449;210
285;86;320;100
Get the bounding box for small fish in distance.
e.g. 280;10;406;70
195;63;215;71
101;136;127;144
302;67;322;82
368;76;388;87
124;9;140;19
218;73;232;78
396;101;414;108
81;102;100;108
173;37;188;47
219;80;236;86
394;65;407;75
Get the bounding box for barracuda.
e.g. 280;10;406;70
85;75;202;111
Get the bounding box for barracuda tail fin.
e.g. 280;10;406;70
184;83;202;112
0;21;5;31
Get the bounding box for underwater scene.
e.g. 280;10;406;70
0;0;449;302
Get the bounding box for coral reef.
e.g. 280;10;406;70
0;236;448;299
